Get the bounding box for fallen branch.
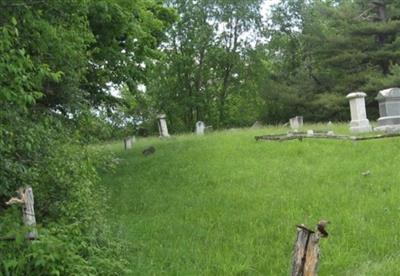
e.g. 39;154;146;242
255;132;400;142
0;235;38;242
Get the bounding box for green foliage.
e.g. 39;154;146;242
147;0;264;132
0;0;175;273
0;111;128;274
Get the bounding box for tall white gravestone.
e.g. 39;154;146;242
375;88;400;132
124;136;135;150
195;121;205;135
157;114;170;137
289;116;303;130
346;92;371;133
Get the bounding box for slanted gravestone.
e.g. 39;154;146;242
205;125;213;133
157;114;170;137
346;92;371;133
251;121;263;128
289;116;303;130
375;88;400;133
195;121;205;135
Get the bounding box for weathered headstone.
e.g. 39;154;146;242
123;136;134;150
307;130;314;137
346;92;371;133
157;114;170;137
375;88;400;133
196;121;205;135
289;116;303;130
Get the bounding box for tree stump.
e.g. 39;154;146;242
6;186;38;240
291;225;320;276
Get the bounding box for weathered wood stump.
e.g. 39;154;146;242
6;186;38;240
291;225;321;276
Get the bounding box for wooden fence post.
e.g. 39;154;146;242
6;186;38;240
291;225;321;276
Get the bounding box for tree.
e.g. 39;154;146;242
147;0;263;131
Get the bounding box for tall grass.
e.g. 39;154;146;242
100;124;400;275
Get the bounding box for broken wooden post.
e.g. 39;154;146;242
6;186;38;240
291;224;323;276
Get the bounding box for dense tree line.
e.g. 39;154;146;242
143;0;400;132
0;0;174;274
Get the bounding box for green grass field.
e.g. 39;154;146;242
100;124;400;275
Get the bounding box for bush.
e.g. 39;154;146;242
0;110;129;275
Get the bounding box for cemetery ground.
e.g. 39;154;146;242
99;124;400;275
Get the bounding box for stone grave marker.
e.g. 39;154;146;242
375;87;400;133
289;116;303;130
346;92;371;133
124;136;134;150
195;121;205;135
157;114;170;137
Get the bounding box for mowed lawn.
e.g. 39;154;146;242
100;125;400;275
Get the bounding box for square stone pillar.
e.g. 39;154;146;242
157;114;170;137
346;92;371;133
375;88;400;132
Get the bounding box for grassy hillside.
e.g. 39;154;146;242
100;124;400;275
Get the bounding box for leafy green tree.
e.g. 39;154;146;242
262;0;400;122
147;0;263;131
0;0;175;273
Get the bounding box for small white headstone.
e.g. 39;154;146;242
346;92;371;133
307;130;314;137
157;114;170;137
195;121;205;135
289;116;303;130
327;130;335;136
124;137;133;150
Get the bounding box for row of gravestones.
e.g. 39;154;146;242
347;87;400;133
123;115;207;150
157;114;208;137
289;87;400;133
127;87;400;149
